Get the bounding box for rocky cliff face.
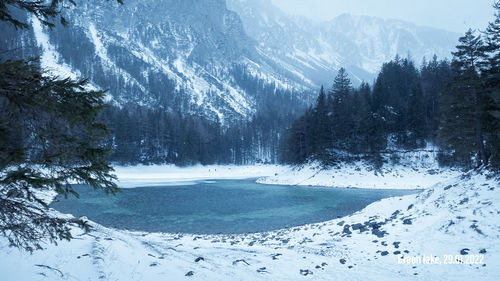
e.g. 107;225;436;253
43;0;264;122
1;0;458;122
228;0;458;84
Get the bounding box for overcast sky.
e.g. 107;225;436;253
270;0;495;33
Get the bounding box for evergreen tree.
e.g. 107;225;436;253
482;0;500;167
439;29;488;167
0;0;121;252
351;82;373;154
406;80;426;147
330;68;353;151
0;59;118;252
313;86;331;161
420;56;452;139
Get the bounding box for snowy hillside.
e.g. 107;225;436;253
1;0;312;123
0;166;497;280
0;0;458;122
227;0;458;85
32;0;262;122
260;149;461;189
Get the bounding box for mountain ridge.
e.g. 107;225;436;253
227;0;459;85
1;0;459;122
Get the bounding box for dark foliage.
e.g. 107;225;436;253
0;0;120;252
281;58;451;165
100;74;309;166
282;2;500;170
0;58;118;252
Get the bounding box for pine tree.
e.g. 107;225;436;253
371;58;422;147
330;68;353;151
406;80;426;148
439;29;488;167
312;86;331;162
421;56;452;139
482;0;500;167
0;0;121;252
0;59;118;252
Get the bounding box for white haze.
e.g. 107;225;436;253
270;0;494;33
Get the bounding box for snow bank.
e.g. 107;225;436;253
260;149;461;189
259;161;460;189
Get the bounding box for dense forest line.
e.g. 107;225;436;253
2;4;497;169
281;26;500;169
280;57;451;166
101;74;310;165
102;24;500;169
98;4;500;169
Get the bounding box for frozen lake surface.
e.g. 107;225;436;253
51;179;418;234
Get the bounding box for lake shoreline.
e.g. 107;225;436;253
114;161;460;190
1;168;497;280
51;179;418;235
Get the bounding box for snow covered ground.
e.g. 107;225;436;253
0;162;498;280
115;149;461;190
260;149;462;189
259;161;460;189
114;164;287;188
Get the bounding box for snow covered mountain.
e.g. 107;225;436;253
1;0;459;122
227;0;459;84
2;0;310;122
30;0;271;122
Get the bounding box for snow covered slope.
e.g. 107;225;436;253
261;148;461;189
1;0;458;122
2;0;317;123
0;167;498;280
32;0;262;122
227;0;459;85
112;149;460;189
259;161;460;189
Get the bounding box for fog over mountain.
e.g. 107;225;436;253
228;0;459;84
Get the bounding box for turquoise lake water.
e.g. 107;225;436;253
51;179;417;234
